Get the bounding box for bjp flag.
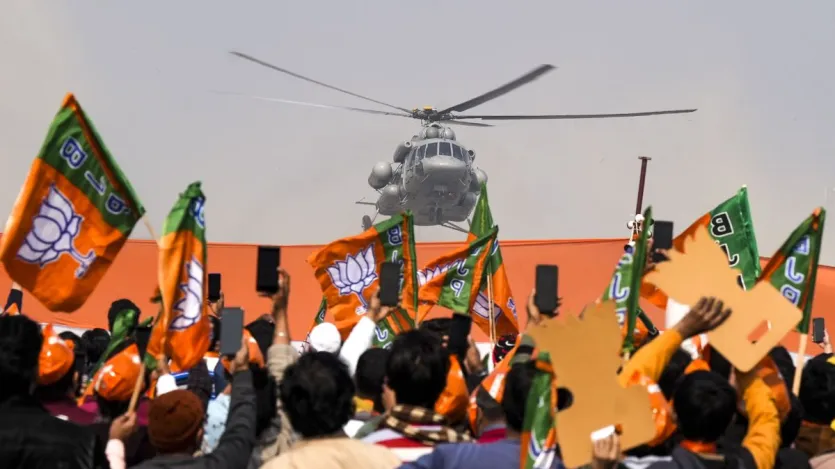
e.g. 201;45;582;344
641;186;760;309
0;93;145;312
308;212;418;348
146;182;210;372
467;184;519;337
417;227;497;321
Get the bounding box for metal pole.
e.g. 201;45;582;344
635;156;652;215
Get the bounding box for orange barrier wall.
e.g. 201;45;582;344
3;236;834;351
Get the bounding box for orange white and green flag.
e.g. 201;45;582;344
146;182;210;372
466;183;519;337
0;94;144;312
308;212;418;348
417;226;497;321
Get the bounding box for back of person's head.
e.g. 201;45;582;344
58;331;82;350
0;315;42;399
356;348;390;413
673;370;737;442
279;351;355;438
502;361;537;433
186;359;213;411
148;389;206;454
386;330;449;409
419;318;452;342
799;353;835;426
769;346;796;389
81;328;111;371
107;299;140;333
306;322;342;354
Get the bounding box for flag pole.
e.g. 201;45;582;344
792;333;808;395
486;270;496;372
131;214;160;407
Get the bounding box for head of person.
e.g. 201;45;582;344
475;387;505;434
208;315;221;354
501;361;540;434
35;325;79;402
306;322;342;354
0;315;43;401
419;318;452;347
148;389;206;454
81;328;111;373
672;370;737;443
385;330;449;410
799;353;835;426
107;299;141;334
492;334;517;366
280;351;355;438
92;341;147;419
355;348;390;413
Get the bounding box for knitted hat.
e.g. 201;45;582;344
492;334;517;365
38;324;76;385
148;389;206;453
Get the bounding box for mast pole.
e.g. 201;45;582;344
635;156;652;215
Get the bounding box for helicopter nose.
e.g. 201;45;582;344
421;155;467;181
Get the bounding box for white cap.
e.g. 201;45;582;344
306;322;342;354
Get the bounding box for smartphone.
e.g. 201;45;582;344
256;246;281;294
220;307;244;356
812;317;826;344
208;273;222;302
535;265;559;316
379;262;401;307
652;220;674;263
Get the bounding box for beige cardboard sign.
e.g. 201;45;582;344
644;225;801;372
527;301;656;468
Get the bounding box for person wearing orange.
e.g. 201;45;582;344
36;323;96;424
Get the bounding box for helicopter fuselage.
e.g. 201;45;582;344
367;126;487;226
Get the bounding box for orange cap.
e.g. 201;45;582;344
92;343;142;402
220;329;265;372
435;355;469;423
38;324;76;385
684;358;711;375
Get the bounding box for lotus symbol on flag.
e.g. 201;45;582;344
170;257;204;330
16;184;96;278
472;291;502;320
326;245;377;308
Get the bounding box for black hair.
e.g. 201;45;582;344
81;328;111;374
502;361;537;432
672;370;737;442
58;331;82;349
476;387;505;424
34;354;79;402
386;330;449;409
657;349;694;400
246;318;275;359
252;365;278;437
279;351;355;438
799;353;835;426
355;348;390;413
0;315;43;400
107;299;140;333
208;316;221;353
769;346;796;392
419;318;453;340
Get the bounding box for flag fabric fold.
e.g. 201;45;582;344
520;352;558;469
146;182;210;372
0;93;145;312
307;212;419;348
758;208;826;334
642;186;759;308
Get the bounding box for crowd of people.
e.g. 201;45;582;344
0;267;834;469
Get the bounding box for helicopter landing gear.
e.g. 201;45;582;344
361;215;373;231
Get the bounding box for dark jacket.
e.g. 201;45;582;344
0;395;109;469
646;446;752;469
130;369;256;469
90;422;156;467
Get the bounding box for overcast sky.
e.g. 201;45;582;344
2;1;835;263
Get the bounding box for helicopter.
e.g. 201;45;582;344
223;51;697;233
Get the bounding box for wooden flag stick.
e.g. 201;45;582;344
792;333;809;395
128;363;147;412
142;215;161;247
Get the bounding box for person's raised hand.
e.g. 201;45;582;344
108;412;137;442
526;289;542;330
674;297;732;339
367;289;393;323
464;335;484;376
229;336;250;374
590;432;621;469
156;354;171;376
270;268;291;315
817;329;832;354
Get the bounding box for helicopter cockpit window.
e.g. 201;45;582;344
452;144;465;161
415;145;426;162
425;143;438;158
439;142;452;156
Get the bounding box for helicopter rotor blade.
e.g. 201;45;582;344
212;91;414;118
445;120;494;128
453;108;697;120
437;65;556;115
229;51;413;114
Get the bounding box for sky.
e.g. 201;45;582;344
2;1;835;263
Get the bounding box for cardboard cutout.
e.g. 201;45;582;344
527;301;655;468
644;226;801;372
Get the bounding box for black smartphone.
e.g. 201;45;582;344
256;246;281;294
812;317;826;344
220;307;244;356
535;265;559;316
652;220;674;263
208;273;222;302
379;262;401;307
